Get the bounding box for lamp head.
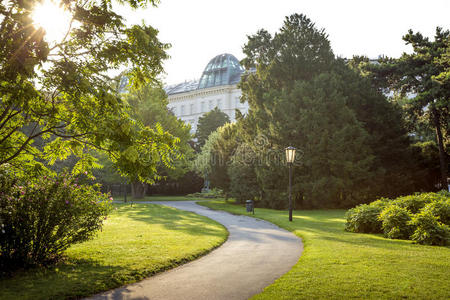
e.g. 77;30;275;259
285;146;296;164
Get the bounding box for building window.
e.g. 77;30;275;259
209;100;214;110
172;106;177;115
201;101;206;112
181;105;185;115
235;97;240;108
217;99;222;109
190;103;195;114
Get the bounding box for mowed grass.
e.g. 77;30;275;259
0;203;228;300
199;200;450;299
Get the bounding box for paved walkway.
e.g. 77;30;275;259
88;201;303;300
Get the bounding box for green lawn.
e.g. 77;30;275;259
199;200;450;299
0;203;228;300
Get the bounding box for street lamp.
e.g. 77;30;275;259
285;146;296;222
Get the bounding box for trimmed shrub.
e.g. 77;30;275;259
421;198;450;225
0;171;111;272
345;197;390;233
345;204;384;233
345;191;450;246
379;205;413;239
391;192;448;214
409;211;450;246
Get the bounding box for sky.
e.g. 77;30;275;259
117;0;450;86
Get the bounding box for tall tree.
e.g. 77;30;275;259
195;107;229;147
122;85;193;198
367;28;450;188
208;123;238;198
238;13;417;208
0;0;176;182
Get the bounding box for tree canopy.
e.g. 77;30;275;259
0;0;177;182
195;107;230;147
364;27;449;187
233;13;422;208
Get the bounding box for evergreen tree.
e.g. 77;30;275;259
195;107;230;147
366;28;450;187
237;13;417;208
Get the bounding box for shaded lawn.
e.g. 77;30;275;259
199;200;450;299
0;203;228;300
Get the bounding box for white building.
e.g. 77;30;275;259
164;54;249;133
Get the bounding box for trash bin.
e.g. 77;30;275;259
246;200;254;214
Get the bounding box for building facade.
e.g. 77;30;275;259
164;53;249;133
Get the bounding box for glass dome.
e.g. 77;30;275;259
198;54;244;89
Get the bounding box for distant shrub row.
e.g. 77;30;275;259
187;188;224;199
345;191;450;246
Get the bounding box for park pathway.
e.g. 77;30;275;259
88;201;303;300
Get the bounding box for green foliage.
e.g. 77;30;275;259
0;170;111;272
208;123;239;197
236;13;417;208
192;130;220;177
365;27;450;186
345;203;385;233
187;188;224;199
379;205;413;239
391;191;449;214
228;143;260;204
421;196;450;225
195;107;230;147
409;210;450;246
346;191;450;245
409;141;442;190
0;0;176;182
118;85;193;190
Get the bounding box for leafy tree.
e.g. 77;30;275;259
208;123;238;198
238;14;418;208
0;0;176;183
366;28;450;187
122;85;193;197
192;130;220;180
195;107;229;147
228;142;260;204
335;59;423;197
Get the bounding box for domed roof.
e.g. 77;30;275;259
198;53;244;89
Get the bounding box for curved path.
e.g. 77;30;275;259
89;201;303;300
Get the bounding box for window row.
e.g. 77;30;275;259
172;99;225;116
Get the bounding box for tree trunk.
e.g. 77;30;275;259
131;181;147;199
433;111;448;189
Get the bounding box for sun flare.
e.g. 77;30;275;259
32;0;72;43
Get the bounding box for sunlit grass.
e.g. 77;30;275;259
199;200;450;299
0;203;228;300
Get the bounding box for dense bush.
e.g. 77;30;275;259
345;191;450;245
187;188;224;199
0;171;111;272
345;198;390;233
345;204;384;233
379;205;413;239
390;192;442;214
409;211;450;246
420;197;450;225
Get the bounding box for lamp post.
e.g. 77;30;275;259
285;146;296;222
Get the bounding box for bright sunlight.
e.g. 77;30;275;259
32;0;72;43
